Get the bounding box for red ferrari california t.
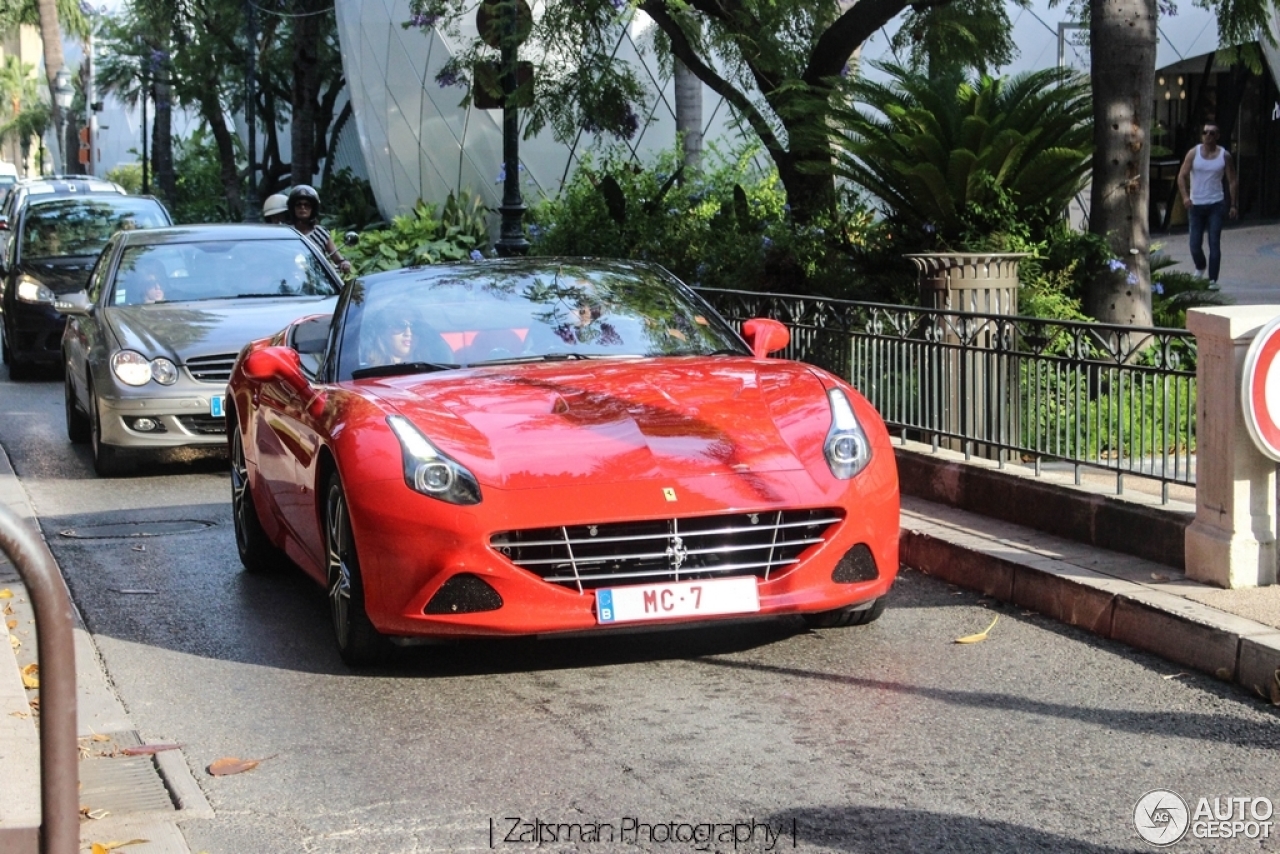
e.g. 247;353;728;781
227;258;899;665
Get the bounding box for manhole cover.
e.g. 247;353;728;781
58;520;215;539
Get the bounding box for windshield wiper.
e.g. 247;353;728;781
351;361;456;379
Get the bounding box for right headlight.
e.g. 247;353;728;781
824;388;872;479
111;351;179;386
16;274;54;305
387;415;482;505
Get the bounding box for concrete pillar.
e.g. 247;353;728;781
1185;306;1279;588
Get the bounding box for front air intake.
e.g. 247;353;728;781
423;573;503;614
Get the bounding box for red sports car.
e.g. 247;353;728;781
227;259;899;665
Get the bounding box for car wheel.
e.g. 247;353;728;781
89;380;135;477
802;596;886;629
231;427;285;573
64;369;90;443
324;472;388;667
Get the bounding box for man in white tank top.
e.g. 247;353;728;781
1176;122;1239;290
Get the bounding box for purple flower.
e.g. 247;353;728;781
1153;282;1164;295
762;236;773;249
1126;272;1139;285
1107;258;1126;272
410;13;440;28
469;249;484;261
435;67;461;88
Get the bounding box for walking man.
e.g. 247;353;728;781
1177;122;1239;290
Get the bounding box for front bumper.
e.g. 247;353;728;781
5;302;65;367
343;462;901;640
95;392;227;449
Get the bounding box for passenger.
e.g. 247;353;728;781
364;311;452;366
128;270;166;305
554;297;622;346
285;185;352;274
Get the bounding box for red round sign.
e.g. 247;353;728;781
1241;314;1280;460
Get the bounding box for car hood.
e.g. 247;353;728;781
366;359;837;488
105;297;338;361
17;257;98;295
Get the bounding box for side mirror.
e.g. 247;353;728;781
343;231;359;247
55;290;93;316
741;318;790;358
243;345;327;418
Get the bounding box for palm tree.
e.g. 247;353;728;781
830;63;1092;250
0;56;48;173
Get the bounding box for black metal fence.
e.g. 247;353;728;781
698;288;1197;501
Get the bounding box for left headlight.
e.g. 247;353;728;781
15;275;54;305
111;350;179;386
387;415;482;505
824;388;872;480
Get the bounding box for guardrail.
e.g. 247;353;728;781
0;504;79;853
698;288;1197;503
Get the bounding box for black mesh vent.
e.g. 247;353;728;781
491;509;843;592
424;573;504;614
831;543;878;583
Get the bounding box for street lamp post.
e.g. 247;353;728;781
53;67;73;175
491;0;530;257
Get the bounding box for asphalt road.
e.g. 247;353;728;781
3;366;1279;853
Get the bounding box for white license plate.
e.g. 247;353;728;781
210;394;225;417
595;576;760;625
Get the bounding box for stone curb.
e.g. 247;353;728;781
900;496;1280;702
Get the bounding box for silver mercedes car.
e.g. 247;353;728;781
60;223;343;476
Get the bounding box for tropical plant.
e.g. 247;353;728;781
830;62;1092;252
342;191;491;274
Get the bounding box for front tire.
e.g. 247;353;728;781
89;380;135;477
65;368;90;443
231;426;285;573
802;597;886;629
325;472;388;667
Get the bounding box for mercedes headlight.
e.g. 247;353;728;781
111;351;179;386
15;275;54;305
824;388;872;479
387;415;481;505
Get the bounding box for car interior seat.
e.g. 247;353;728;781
455;328;524;365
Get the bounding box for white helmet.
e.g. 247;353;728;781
262;193;289;219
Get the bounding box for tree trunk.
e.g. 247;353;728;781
35;0;65;171
1086;0;1156;326
674;58;702;175
153;73;176;208
290;2;323;186
200;97;242;220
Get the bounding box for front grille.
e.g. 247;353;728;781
176;414;226;435
491;509;843;592
185;353;239;383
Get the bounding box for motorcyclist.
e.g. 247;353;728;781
262;193;290;224
286;185;352;274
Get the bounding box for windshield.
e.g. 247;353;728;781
337;261;748;379
21;197;168;260
109;237;343;306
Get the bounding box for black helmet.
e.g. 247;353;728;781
287;185;321;222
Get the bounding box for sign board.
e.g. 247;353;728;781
476;0;532;49
1240;314;1280;460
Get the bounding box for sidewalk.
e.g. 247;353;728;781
1155;219;1280;305
0;443;206;853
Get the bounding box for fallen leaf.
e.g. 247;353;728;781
1162;672;1189;680
0;588;11;599
1215;667;1233;680
130;545;146;552
89;840;147;852
6;618;16;629
9;634;19;651
81;807;110;820
91;733;112;742
8;710;28;719
208;756;265;776
119;743;180;756
1150;572;1170;582
954;615;999;644
20;663;38;689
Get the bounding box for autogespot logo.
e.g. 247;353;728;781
1134;790;1190;846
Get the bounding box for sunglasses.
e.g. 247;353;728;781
1202;129;1219;136
390;321;413;334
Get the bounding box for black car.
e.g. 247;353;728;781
1;193;171;377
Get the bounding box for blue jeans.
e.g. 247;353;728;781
1188;199;1228;281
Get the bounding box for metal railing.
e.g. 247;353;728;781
0;504;79;854
699;288;1197;502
